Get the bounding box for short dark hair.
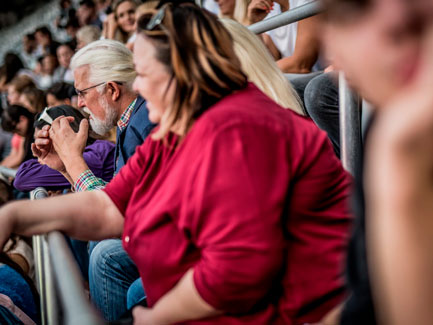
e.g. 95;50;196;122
323;0;373;23
34;105;85;132
24;33;35;41
47;82;75;100
1;105;35;134
79;0;96;8
35;26;52;38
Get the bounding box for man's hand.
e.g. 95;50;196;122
247;0;274;24
49;117;89;165
33;125;53;161
32;125;66;172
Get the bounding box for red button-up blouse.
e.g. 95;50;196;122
104;83;352;324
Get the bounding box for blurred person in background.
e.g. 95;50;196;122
215;0;235;18
125;1;159;51
20;33;39;70
95;0;113;23
76;25;102;49
56;42;75;84
34;26;60;57
77;0;103;29
0;53;25;106
19;87;47;114
241;0;320;74
65;17;81;47
317;0;433;324
0;105;36;169
6;75;35;107
1;76;36;169
103;0;137;44
36;53;60;90
46;82;76;107
55;0;77;30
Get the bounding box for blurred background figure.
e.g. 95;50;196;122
215;0;235;18
1;105;36;169
76;25;102;50
34;26;60;57
46;82;76;107
103;0;137;44
20;33;39;70
55;42;75;84
19;87;47;114
77;0;103;29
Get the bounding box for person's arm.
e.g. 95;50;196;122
247;0;274;25
276;15;320;73
0;138;25;169
133;269;221;324
14;159;72;191
0;190;123;249
102;12;119;40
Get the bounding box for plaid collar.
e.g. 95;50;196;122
117;97;137;132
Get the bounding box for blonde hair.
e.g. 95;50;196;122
112;0;139;43
70;39;136;90
76;25;101;47
233;0;251;25
221;19;304;115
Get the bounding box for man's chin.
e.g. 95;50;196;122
89;120;112;136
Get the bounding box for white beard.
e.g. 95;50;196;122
84;98;118;136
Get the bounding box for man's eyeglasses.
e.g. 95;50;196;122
75;82;106;99
75;81;124;99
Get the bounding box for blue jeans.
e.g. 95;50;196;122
127;278;146;309
89;239;144;321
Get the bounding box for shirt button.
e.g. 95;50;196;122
125;236;130;243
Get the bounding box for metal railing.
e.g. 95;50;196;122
31;187;104;325
0;166;17;179
249;0;363;176
338;72;362;176
249;1;323;34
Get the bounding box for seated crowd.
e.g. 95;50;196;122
0;0;432;324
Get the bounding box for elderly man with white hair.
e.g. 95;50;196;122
33;39;154;320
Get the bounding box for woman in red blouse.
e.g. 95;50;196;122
0;2;352;324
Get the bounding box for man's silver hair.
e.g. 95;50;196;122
70;39;136;90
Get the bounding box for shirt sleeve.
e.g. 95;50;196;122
187;123;289;313
14;159;71;191
82;140;116;183
74;169;108;192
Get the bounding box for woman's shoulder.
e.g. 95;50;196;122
197;83;317;138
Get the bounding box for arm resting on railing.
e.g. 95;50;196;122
0;190;123;248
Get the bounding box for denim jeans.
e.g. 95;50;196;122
127;278;146;310
89;239;141;321
304;72;341;157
